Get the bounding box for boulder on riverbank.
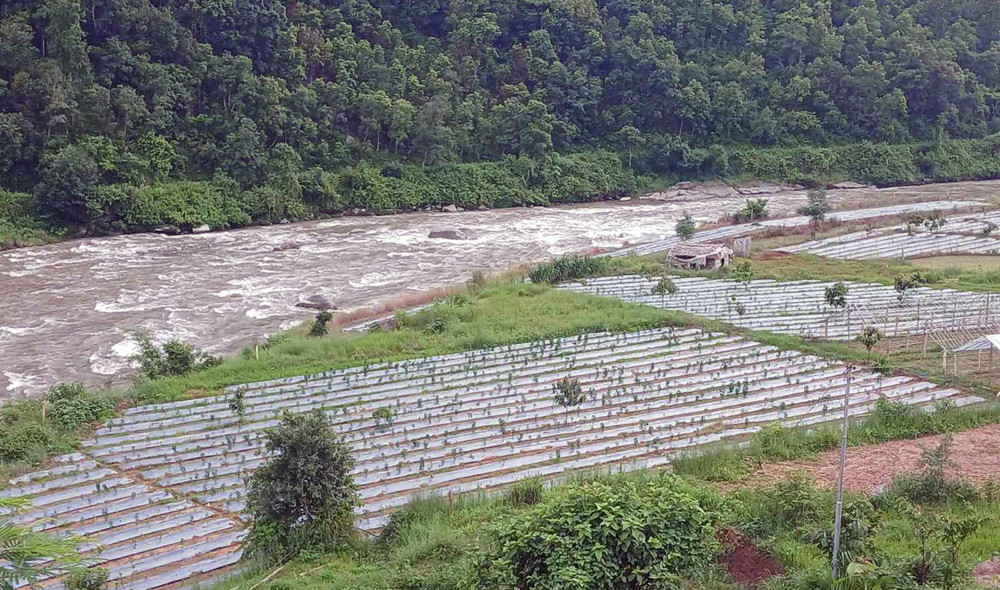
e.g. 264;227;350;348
296;295;337;310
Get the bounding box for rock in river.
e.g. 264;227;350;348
273;240;301;251
296;295;337;311
428;227;468;240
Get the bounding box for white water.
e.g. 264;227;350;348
2;179;997;399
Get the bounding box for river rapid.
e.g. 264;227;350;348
3;180;998;399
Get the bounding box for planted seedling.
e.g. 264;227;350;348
373;407;395;431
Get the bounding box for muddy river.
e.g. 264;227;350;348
2;180;998;399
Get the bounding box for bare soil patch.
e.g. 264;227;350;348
719;529;782;587
746;424;1000;494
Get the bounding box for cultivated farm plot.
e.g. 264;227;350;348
559;275;998;340
778;210;1000;260
4;328;981;590
605;200;984;258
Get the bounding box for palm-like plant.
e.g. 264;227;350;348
1;498;85;590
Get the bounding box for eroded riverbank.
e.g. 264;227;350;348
3;179;999;399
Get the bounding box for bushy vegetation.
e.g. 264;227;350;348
734;198;771;223
881;434;981;505
474;475;718;589
63;568;109;590
528;255;611;284
245;410;359;561
0;382;118;473
652;276;680;296
799;187;831;230
553;377;587;407
131;331;220;381
5;0;1000;238
0;189;53;249
675;213;696;240
309;311;333;337
215;462;1000;590
824;281;849;308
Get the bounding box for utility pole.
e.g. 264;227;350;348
831;364;854;580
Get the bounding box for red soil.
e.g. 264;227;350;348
719;529;782;588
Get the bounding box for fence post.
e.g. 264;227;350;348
831;365;854;581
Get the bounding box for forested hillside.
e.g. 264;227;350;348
3;0;1000;239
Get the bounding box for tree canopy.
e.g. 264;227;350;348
3;0;1000;230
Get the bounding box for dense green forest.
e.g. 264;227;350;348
4;0;1000;240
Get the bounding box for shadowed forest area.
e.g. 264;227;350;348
5;0;1000;244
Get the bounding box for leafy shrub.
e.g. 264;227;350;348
228;388;246;423
553;377;586;407
675;212;696;240
245;410;359;560
882;434;980;504
309;310;332;337
372;407;395;430
798;188;830;226
65;568;109;590
734;471;827;539
751;424;837;462
856;326;882;357
824;282;849;308
46;382;87;404
869;356;893;376
0;423;54;463
731;260;755;284
733;198;769;222
476;476;717;589
49;396;115;430
923;211;947;233
42;382;116;430
652;276;679;295
132;331;220;380
528;255;609;284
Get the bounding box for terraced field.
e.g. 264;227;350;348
559;275;998;339
779;210;1000;260
4;326;981;589
605;200;984;258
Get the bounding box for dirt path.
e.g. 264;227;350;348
749;424;1000;493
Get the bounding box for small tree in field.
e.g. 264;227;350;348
310;311;333;337
675;213;696;240
245;410;358;561
554;377;586;407
856;326;882;358
798;187;830;235
824;282;849;308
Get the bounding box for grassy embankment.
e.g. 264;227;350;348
1;282;675;478
5;272;999;479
